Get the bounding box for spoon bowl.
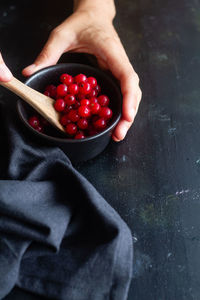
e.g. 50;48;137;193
0;77;65;132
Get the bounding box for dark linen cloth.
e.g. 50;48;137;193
0;101;133;300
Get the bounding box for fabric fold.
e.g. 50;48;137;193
0;101;133;300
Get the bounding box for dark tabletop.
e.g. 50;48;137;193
1;0;200;299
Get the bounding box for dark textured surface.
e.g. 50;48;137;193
1;0;200;299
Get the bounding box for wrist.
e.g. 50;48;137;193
73;0;116;22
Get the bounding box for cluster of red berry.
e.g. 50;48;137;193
28;73;113;139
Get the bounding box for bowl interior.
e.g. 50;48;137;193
18;63;122;141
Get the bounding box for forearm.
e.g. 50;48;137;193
73;0;116;21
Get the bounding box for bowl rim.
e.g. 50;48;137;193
17;63;122;144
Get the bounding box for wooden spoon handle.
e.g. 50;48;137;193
0;77;65;132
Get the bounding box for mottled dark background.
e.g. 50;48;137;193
1;0;200;299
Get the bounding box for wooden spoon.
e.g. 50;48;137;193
0;77;65;132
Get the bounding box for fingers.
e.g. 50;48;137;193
112;71;141;141
96;56;108;70
112;119;132;142
22;28;73;77
98;38;142;141
0;52;13;82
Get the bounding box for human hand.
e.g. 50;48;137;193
22;10;141;141
0;52;13;82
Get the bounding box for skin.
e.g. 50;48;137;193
0;53;12;82
0;0;141;141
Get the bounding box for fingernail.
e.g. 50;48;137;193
0;63;13;81
112;134;121;142
129;108;136;121
113;137;121;142
120;127;127;140
131;108;136;117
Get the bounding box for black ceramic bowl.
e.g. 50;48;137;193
17;63;122;163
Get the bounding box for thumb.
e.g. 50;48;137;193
22;29;70;77
0;52;13;82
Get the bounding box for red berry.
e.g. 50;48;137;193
60;114;71;126
99;107;113;119
45;85;57;98
36;125;43;132
87;127;99;136
98;95;110;106
94;84;101;95
67;109;80;122
65;123;77;136
79;82;91;95
63;105;73;114
56;84;68;97
54;98;65;112
75;74;87;84
89;97;98;105
28;116;40;129
91;115;99;124
73;101;81;109
64;94;76;106
90;102;101;114
77;118;88;130
87;77;97;88
94;118;107;130
75;131;85;139
40;117;49;127
60;73;73;85
77;93;86;101
80;99;90;106
78;105;91;118
88;89;98;98
44;90;50;97
68;83;79;95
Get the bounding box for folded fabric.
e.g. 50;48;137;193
0;101;133;300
